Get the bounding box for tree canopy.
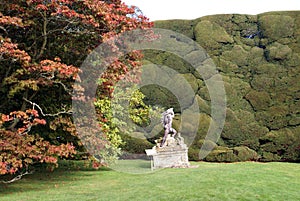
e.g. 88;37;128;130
0;0;153;180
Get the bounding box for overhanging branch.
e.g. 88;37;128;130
23;97;72;117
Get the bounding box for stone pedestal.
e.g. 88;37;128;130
145;134;190;170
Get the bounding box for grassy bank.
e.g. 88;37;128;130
0;160;299;201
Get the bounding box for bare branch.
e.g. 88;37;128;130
0;25;8;35
23;97;72;117
40;73;72;95
19;124;32;136
36;11;48;60
1;170;33;184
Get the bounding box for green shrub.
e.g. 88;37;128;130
196;113;214;140
193;139;217;149
255;106;290;129
250;75;275;91
250;63;285;77
154;19;196;39
204;147;236;162
204;146;258;162
120;134;154;154
232;146;259;161
188;147;201;161
266;42;292;61
260;152;281;162
258;14;295;42
245;90;271;111
247;47;266;66
259;128;299;161
194;95;211;115
221;45;249;67
140;84;180;113
194;20;234;52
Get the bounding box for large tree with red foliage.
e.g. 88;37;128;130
0;0;152;182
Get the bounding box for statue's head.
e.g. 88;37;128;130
167;108;174;114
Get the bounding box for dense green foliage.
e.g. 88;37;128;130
94;85;160;158
145;12;300;162
0;160;299;200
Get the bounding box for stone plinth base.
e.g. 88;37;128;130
145;134;190;170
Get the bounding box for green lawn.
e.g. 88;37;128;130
0;160;299;201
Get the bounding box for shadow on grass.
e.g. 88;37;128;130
109;159;153;174
0;159;154;195
0;160;111;195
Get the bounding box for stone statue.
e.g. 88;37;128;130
161;108;177;147
145;107;190;169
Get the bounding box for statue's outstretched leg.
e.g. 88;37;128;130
161;128;169;147
171;128;177;138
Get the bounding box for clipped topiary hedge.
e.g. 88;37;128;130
147;11;300;162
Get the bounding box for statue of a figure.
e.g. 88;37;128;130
161;108;177;147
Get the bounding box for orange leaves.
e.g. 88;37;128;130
2;109;46;135
0;162;8;175
39;58;80;80
0;128;76;175
0;109;76;175
92;160;102;169
0;38;31;66
35;4;48;11
55;5;79;18
48;143;76;157
50;116;77;136
0;13;24;27
33;118;46;125
52;4;100;28
1;114;12;122
29;109;39;117
8;109;39;120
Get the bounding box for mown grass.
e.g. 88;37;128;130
0;160;299;201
